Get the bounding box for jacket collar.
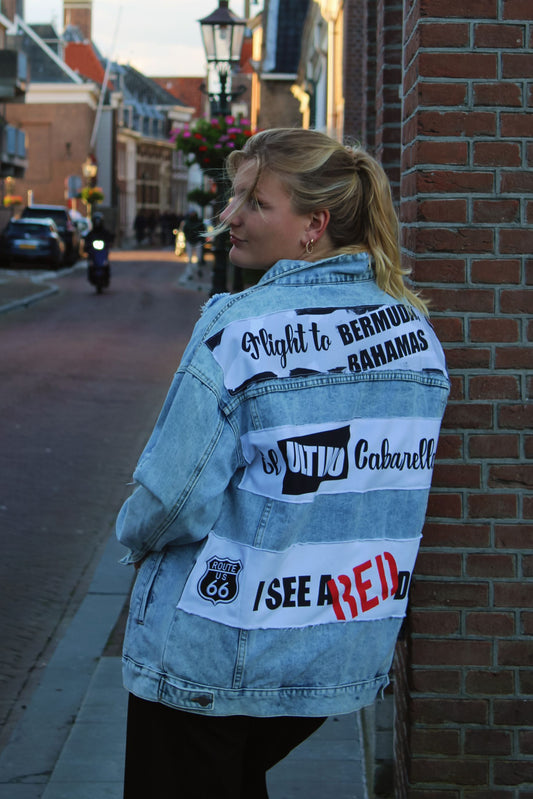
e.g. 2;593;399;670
258;252;373;286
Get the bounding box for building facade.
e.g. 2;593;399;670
283;0;533;795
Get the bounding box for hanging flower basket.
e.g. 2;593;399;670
3;194;23;208
171;115;253;175
80;186;104;205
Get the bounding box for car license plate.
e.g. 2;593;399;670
16;240;38;249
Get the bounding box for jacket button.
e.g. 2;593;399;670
192;695;211;707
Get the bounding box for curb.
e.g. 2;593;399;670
0;262;85;315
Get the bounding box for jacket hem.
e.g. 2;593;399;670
122;656;389;717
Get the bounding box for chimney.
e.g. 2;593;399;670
63;0;92;42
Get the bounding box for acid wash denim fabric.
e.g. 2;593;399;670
116;253;449;718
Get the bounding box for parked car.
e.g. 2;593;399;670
0;217;66;269
20;204;81;265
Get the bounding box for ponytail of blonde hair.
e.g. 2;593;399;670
226;128;428;314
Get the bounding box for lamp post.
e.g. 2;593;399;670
82;155;98;219
199;0;246;294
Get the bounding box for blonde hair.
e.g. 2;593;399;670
225;128;427;314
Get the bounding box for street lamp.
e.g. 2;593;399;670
198;0;247;294
199;0;247;116
82;155;98;218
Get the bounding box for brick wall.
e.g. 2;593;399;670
398;0;533;795
6;101;95;206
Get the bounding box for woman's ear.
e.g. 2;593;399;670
306;208;330;242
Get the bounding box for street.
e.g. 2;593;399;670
0;249;209;750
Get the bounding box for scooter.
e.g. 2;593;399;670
86;239;111;294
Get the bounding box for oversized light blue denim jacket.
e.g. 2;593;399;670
116;253;449;717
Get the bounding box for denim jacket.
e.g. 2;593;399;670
116;253;449;717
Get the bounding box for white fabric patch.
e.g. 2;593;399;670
206;304;447;393
239;416;441;503
177;533;420;630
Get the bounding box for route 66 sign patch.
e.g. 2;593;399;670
197;556;242;605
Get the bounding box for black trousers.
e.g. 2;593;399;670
124;693;327;798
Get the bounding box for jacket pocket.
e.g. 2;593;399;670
133;551;166;624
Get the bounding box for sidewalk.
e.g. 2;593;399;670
0;269;61;314
0;530;368;799
0;258;370;799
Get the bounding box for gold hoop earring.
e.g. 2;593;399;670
305;239;315;255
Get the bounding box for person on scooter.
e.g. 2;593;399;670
84;213;114;293
84;212;114;251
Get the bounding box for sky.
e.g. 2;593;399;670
24;0;253;77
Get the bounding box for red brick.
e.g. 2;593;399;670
419;22;470;47
419;52;497;79
422;523;491;548
500;228;533;255
410;609;461;634
414;259;466;283
494;760;533;786
432;463;481;488
431;317;463;342
422;0;498;17
495;347;533;369
490;465;533;489
436;434;463;459
465;728;513;755
445;347;491;369
410;757;489;786
417;140;468;166
495;525;533;549
503;0;533;19
474;24;525;48
423;288;494;312
474;141;521;167
465;613;516;637
416;551;463;576
473;199;520;223
469;375;520;400
411;579;489;608
494;583;533;609
499;403;533;428
466;553;516;578
418;199;467;223
469;434;520;459
520;664;533;688
411;697;488;725
413;227;494;254
426;492;462;518
524;554;533;577
501;170;533;192
443;403;493;429
410;727;461;754
498;642;533;667
469;317;519;342
417;168;494;193
500;289;533;313
471;259;521;284
503;53;533;79
473;81;523;106
519;730;533;754
419;82;467;107
494;696;533;724
501;113;533;137
468;493;518;519
408;672;462;699
448;375;464;400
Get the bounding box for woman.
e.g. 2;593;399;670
116;128;449;798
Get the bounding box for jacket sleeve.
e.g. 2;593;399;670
116;340;240;564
